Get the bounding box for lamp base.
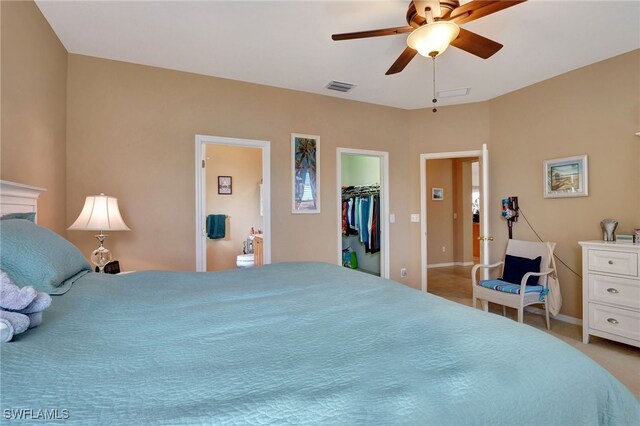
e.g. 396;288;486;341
91;233;112;272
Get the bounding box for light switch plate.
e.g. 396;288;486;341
410;214;420;222
389;214;396;223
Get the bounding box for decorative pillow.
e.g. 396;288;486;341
0;219;91;294
501;254;542;286
1;212;36;222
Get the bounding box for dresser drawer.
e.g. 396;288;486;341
589;303;640;342
589;274;640;310
588;249;638;277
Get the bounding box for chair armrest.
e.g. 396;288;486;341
471;261;504;285
520;269;553;287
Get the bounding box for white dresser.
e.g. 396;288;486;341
579;241;640;347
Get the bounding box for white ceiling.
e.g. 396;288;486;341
35;0;640;110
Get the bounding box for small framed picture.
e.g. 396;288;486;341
218;176;232;195
543;155;588;198
432;188;444;201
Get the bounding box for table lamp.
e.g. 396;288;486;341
68;194;130;272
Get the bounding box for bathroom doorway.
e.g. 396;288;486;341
195;135;271;272
336;148;390;278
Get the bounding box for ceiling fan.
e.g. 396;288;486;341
332;0;527;75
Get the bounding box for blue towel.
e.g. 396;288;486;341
207;214;226;239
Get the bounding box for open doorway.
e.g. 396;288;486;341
336;148;390;278
195;135;271;272
420;145;491;293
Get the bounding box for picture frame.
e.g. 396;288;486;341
432;188;444;201
218;176;232;195
543;155;588;198
291;133;320;214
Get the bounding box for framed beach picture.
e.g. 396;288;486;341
291;133;320;214
218;176;232;195
432;188;444;201
543;155;588;198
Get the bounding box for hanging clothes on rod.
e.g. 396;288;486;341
341;185;380;254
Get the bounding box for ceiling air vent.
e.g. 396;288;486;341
436;87;470;98
326;81;356;93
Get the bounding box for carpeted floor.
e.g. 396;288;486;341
427;265;640;398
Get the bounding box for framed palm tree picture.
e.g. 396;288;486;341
291;133;320;214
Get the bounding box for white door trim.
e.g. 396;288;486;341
195;134;271;272
336;148;390;279
420;145;489;292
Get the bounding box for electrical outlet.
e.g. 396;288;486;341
410;214;420;222
442;246;446;252
400;268;407;277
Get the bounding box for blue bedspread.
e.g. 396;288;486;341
1;263;638;425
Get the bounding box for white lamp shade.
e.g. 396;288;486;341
407;21;460;57
68;194;130;231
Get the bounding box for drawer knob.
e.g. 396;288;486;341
608;260;614;265
606;288;619;294
607;318;619;325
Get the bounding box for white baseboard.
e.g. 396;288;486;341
524;306;582;326
427;261;474;269
427;262;455;268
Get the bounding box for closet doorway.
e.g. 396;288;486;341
195;135;271;272
336;148;389;278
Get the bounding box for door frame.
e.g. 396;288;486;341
195;134;271;272
336;148;390;279
420;144;490;292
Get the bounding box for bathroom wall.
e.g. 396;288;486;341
205;144;262;271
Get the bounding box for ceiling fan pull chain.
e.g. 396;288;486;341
431;54;438;113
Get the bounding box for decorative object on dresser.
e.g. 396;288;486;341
600;218;618;241
68;194;130;272
579;241;640;348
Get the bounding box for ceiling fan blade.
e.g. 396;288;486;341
332;26;414;41
385;47;418;75
449;0;526;25
450;28;503;59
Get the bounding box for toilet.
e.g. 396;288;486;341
236;253;255;269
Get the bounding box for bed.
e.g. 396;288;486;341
1;182;638;425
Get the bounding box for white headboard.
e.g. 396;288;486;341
0;180;47;222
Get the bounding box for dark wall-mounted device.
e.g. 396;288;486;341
501;197;519;239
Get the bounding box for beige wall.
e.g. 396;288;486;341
426;159;454;265
65;54;412;277
410;50;639;319
485;50;640;319
3;6;638;321
0;0;68;234
205;144;262;271
452;158;475;264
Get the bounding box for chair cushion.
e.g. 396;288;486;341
502;254;542;286
479;279;544;295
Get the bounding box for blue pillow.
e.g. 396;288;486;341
0;219;91;294
501;254;542;286
1;212;36;222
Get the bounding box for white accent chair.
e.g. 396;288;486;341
472;239;556;329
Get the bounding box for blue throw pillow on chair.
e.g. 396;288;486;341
501;254;542;286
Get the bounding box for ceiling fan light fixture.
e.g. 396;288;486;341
407;21;460;57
